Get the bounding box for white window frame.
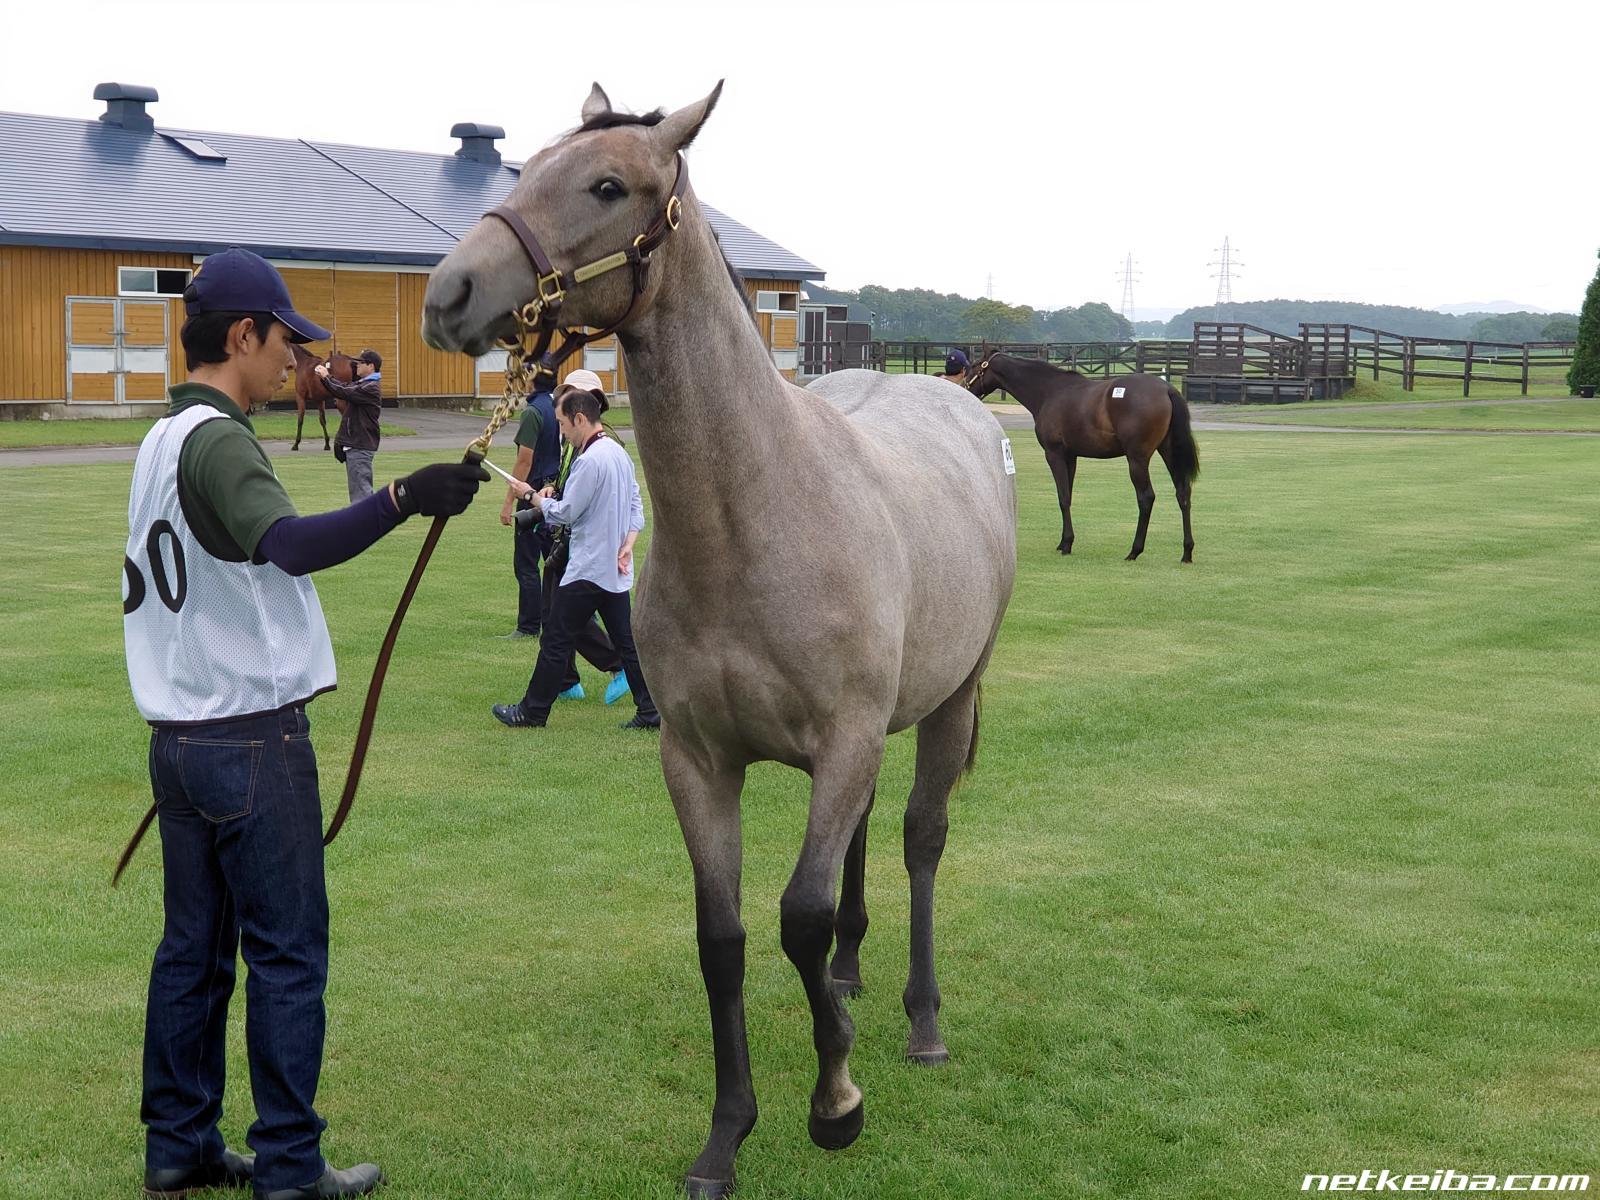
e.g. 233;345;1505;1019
755;290;798;314
584;346;618;374
772;349;799;372
118;266;191;298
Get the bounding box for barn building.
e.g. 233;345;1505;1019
0;83;823;415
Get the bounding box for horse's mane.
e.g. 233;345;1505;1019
573;109;665;134
999;352;1082;380
715;230;756;327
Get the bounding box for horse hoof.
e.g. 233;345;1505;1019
833;977;863;1000
907;1047;950;1067
809;1099;864;1151
685;1173;734;1199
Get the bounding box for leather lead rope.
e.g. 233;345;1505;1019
321;452;487;846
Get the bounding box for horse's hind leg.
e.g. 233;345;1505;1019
781;738;881;1151
830;788;875;998
292;398;305;451
318;402;331;451
662;729;755;1199
903;678;978;1065
1157;442;1195;563
1125;453;1157;561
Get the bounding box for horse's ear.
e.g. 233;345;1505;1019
581;82;613;123
652;81;723;157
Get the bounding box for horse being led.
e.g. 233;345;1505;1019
967;351;1200;561
421;83;1016;1198
286;343;355;451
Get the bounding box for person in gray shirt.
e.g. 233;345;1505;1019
493;381;658;730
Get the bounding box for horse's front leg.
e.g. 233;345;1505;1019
782;738;881;1152
663;728;755;1200
830;787;875;998
1044;447;1077;554
319;402;331;451
292;397;305;451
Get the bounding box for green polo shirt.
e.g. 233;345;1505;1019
167;383;299;561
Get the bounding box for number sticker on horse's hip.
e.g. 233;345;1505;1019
1113;386;1126;398
1001;438;1016;475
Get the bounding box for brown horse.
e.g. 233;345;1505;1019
967;352;1199;562
286;344;357;451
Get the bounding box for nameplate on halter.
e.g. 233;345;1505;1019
1001;438;1016;475
572;251;631;284
1112;386;1126;398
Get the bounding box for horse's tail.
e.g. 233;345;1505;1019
1164;386;1201;483
963;682;982;774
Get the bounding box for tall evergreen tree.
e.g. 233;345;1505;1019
1568;249;1600;394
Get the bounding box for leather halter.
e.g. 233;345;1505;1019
483;154;688;390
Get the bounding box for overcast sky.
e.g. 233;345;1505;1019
5;0;1594;316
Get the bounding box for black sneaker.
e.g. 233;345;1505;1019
493;703;545;728
143;1147;254;1197
620;713;661;730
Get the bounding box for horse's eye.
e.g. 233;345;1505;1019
592;178;626;202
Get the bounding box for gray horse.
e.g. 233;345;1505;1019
421;83;1016;1198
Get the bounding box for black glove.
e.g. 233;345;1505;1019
333;443;347;463
392;462;490;517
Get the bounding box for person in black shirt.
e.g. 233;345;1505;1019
498;386;560;639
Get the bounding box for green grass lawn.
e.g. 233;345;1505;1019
1207;397;1600;432
472;406;634;430
2;431;1598;1198
0;412;416;449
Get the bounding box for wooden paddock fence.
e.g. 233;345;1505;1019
798;325;1577;403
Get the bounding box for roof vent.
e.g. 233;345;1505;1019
94;82;159;131
450;122;504;165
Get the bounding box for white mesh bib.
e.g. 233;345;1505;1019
123;406;336;724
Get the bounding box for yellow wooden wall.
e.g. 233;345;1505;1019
0;247;190;401
398;273;473;397
0;248;810;404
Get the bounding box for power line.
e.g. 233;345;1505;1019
1209;236;1244;321
1115;252;1141;325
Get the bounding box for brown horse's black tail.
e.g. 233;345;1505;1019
1165;386;1201;483
963;682;982;774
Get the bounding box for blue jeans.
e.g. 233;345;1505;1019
142;706;329;1193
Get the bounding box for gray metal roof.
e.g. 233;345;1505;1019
0;109;824;280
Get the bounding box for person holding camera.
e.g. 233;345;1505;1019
317;349;383;501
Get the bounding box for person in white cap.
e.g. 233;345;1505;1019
493;371;658;729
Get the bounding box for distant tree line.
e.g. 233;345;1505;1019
800;286;1577;346
804;283;1133;343
1161;300;1579;343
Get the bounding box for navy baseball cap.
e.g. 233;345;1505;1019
945;349;970;374
185;248;332;343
